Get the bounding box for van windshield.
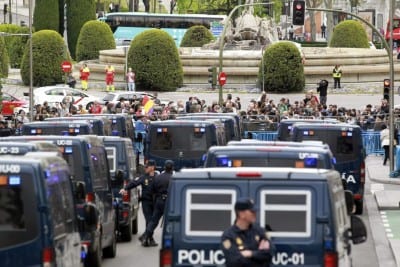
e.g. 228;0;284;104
0;173;38;247
297;131;360;162
149;126;211;158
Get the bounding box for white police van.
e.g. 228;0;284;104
160;168;367;267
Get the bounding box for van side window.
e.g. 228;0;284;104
185;189;236;236
336;136;354;154
260;190;312;238
47;168;76;236
90;146;109;188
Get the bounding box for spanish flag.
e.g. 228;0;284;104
143;99;154;115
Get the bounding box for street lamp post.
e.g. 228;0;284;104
29;0;32;120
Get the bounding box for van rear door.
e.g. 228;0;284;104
0;171;41;266
249;180;326;266
162;179;247;266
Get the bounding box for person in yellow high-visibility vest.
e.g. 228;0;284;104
105;64;115;92
332;64;342;89
79;63;90;91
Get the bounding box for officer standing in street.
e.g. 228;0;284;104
332;64;342;89
141;160;174;247
221;197;273;267
120;159;157;243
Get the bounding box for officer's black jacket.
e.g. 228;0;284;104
221;223;272;267
153;171;173;197
124;173;155;201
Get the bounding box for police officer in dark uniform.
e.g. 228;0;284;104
120;159;157;243
141;160;174;247
221;197;273;267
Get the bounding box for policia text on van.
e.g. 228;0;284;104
160;168;367;267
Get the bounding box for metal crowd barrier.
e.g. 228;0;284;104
244;131;278;141
361;131;384;156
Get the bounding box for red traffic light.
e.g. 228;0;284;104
292;0;305;25
384;79;390;87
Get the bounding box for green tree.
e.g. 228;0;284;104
20;30;70;86
128;29;183;91
33;0;59;31
329;20;369;48
76;21;115;61
180;25;214;47
259;41;304;92
66;0;96;59
0;36;9;78
0;24;29;68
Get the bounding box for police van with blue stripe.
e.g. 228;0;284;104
160;168;367;267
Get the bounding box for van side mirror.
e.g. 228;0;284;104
350;215;367;244
344;190;355;215
75;182;86;202
84;203;98;227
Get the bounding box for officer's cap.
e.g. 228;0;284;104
234;197;256;212
164;160;174;169
145;159;156;167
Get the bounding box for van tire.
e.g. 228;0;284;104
121;220;132;242
355;199;363;214
85;241;102;267
103;231;117;258
132;217;138;234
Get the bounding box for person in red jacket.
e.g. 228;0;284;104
79;63;90;91
89;101;103;114
105;64;115;92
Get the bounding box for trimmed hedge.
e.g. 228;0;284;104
329;20;369;48
259;41;304;93
128;29;183;91
76;20;116;61
20;30;70;86
180;25;214;47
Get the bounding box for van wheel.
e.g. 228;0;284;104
355;199;363;215
132;217;138;234
85;241;102;267
121;220;132;242
103;231;117;258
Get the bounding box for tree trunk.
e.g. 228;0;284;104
324;0;333;43
306;0;316;41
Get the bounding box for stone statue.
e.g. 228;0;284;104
202;0;278;50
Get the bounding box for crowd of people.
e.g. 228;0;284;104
2;88;396;136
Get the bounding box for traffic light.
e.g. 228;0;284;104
208;66;217;89
383;79;390;101
3;4;7;15
292;0;305;26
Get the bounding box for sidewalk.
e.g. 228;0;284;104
366;155;400;267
